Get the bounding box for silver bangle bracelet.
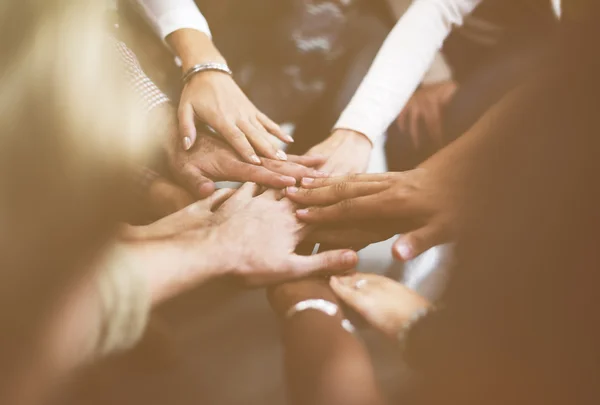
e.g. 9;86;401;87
181;62;233;84
284;299;356;334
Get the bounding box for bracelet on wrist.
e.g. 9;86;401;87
181;62;232;85
284;299;356;334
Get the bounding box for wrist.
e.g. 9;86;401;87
115;226;227;306
167;29;226;72
332;128;373;148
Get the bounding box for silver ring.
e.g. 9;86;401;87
354;279;367;290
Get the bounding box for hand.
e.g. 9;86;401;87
179;72;294;163
286;169;458;260
145;177;195;218
167;130;328;198
329;273;430;339
212;183;359;286
397;80;457;150
305;129;373;175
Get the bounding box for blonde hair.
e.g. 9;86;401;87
0;1;150;400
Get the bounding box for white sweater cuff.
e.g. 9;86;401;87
334;108;387;146
155;8;211;39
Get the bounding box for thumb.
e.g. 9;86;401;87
178;103;197;151
181;167;216;199
392;225;445;261
287;250;358;278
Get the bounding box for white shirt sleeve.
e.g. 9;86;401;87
130;0;211;40
334;0;481;144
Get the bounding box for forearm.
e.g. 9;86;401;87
334;0;480;143
166;29;226;71
419;84;529;175
269;279;386;405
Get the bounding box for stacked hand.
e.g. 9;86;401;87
285;169;457;260
125;183;359;304
305;129;373;175
397;80;458;150
179;71;295;160
166;110;328;197
329;273;430;339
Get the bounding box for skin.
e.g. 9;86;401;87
268;278;388;405
329;273;431;340
167;29;292;163
156;104;327;198
305;129;373;175
44;183;360;383
286;87;523;260
397;80;458;149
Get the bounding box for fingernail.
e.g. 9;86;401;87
315;171;329;178
395;242;413;260
250;154;261;164
280;176;296;185
183;137;192;150
343;251;356;264
301;177;314;185
286;135;295;143
286;186;298;194
276;150;288;161
296;209;309;216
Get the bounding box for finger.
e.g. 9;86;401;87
287;154;328;168
257;112;294;143
180;166;216;199
329;276;372;317
409;106;422;150
260;188;286;201
295;193;386;224
397;108;408;134
286;250;358;278
178;104;197;151
285;181;387;206
227;161;297;188
427;101;444;148
262;159;327;182
218;122;262;165
392;224;447;261
205;187;236;211
238;120;286;161
300;173;394;189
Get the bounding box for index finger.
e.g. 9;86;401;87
300;173;394;189
295;193;386;224
218;122;262;165
285;181;387;206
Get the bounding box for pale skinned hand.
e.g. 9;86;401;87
285;170;457;261
397;80;458;150
126;183;358;303
179;72;294;163
167;130;328;198
305;129;373;175
330;273;431;339
213;183;359;286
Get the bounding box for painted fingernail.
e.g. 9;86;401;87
296;209;309;216
301;177;314;185
276;150;288;161
250;154;261;164
285;135;295;143
286;186;298;194
183;136;192;151
395;242;413;260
